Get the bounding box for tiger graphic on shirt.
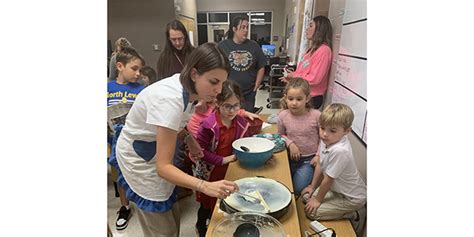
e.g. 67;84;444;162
228;50;253;72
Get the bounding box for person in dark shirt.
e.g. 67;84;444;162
156;19;195;80
218;16;266;113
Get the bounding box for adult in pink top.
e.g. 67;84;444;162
283;16;333;109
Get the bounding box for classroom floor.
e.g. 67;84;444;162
107;87;280;236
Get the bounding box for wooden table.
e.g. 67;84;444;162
296;197;357;237
206;115;302;237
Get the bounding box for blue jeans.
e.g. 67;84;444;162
311;95;323;109
242;90;256;112
290;155;315;195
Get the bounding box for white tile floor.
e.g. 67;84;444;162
107;88;280;236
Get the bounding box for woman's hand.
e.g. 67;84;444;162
280;66;294;83
284;65;294;73
200;180;238;199
288;143;301;161
279;76;289;83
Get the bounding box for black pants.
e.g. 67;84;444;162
196;203;211;237
312;95;323;109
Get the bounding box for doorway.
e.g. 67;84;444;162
208;24;228;43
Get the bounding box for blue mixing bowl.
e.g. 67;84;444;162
232;137;275;169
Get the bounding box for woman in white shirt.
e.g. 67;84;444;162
115;42;238;237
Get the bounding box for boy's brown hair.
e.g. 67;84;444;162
319;103;354;129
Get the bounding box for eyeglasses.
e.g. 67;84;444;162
221;103;241;111
170;37;185;43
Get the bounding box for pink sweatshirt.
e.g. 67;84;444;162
291;44;332;97
277;109;321;156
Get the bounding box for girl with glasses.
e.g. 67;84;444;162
192;80;254;237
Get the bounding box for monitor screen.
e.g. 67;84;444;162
262;44;276;57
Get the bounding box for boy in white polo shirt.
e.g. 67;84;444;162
301;103;366;225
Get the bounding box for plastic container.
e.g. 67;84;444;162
211;211;286;237
232;137;275;168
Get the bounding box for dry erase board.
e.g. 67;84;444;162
332;0;367;143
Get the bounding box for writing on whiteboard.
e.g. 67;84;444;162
335;56;350;83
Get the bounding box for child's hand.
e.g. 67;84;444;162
265;155;276;165
222;155;236;164
304;197;321;217
289;143;301;161
186;136;204;160
243;111;260;121
194;100;209;114
189;150;204;161
301;186;315;198
310;155;320;166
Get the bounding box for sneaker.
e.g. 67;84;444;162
116;206;131;230
253;106;263;114
350;206;366;237
195;223;207;237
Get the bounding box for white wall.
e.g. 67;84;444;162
175;0;199;46
281;0;329;63
108;0;175;68
282;0;303;63
196;0;286;46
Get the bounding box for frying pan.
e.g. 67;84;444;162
221;177;292;219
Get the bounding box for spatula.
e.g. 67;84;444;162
235;191;261;204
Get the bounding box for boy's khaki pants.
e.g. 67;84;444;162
304;189;364;221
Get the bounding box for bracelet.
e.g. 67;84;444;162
195;179;204;192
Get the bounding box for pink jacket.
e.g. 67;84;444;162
291;44;332;97
187;105;247;138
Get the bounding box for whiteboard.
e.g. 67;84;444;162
331;83;366;138
339;21;367;58
334;54;367;98
362;115;367;143
343;0;367;23
330;0;367;144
